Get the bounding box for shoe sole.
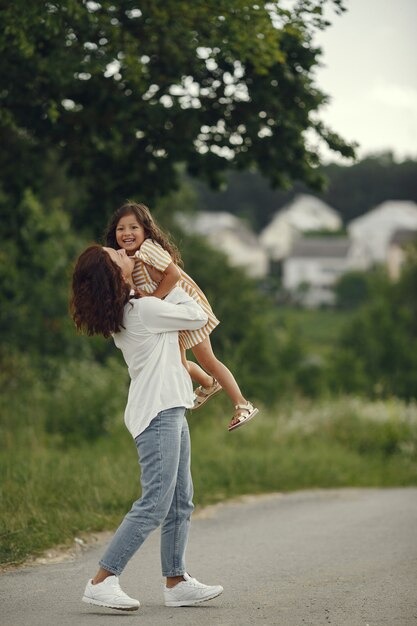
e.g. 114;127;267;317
190;385;223;411
164;588;223;607
82;596;140;611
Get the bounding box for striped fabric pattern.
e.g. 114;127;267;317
132;239;220;350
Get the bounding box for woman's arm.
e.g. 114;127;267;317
139;288;208;333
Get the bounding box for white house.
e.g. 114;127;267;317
176;211;269;278
386;229;417;280
282;237;370;307
259;194;343;261
348;200;417;264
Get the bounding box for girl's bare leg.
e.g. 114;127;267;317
192;338;246;407
180;346;212;388
187;360;213;388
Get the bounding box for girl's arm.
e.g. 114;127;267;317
147;262;181;299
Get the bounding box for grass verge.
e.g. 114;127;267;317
1;395;416;566
275;307;354;357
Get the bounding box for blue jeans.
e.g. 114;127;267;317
99;406;194;577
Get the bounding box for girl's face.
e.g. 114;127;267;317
115;213;146;254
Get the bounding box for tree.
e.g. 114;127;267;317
323;153;417;222
0;188;86;357
192;154;417;231
0;0;354;231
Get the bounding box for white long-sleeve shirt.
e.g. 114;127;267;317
112;287;208;439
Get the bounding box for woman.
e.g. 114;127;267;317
71;245;223;611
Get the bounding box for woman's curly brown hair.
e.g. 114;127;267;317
104;201;183;266
71;245;131;338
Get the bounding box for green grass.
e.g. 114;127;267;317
276;307;354;357
1;395;416;567
0;429;139;566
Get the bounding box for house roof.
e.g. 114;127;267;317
390;228;417;246
349;200;417;230
347;200;417;262
261;194;342;238
288;238;351;259
177;211;259;246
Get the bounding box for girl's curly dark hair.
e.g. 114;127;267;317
104;201;183;266
70;245;131;338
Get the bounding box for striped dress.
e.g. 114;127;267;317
132;239;220;350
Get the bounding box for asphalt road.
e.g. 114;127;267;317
1;488;416;626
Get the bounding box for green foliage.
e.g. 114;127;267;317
327;346;367;394
323;152;417;222
192;153;417;231
334;270;371;310
397;242;417;329
1;0;354;231
0;349;127;446
325;412;414;457
329;247;417;400
296;358;328;398
274;306;353;357
44;358;128;444
0;187;86;357
0;350;50;443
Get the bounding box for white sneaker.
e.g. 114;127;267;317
82;576;140;611
164;572;223;607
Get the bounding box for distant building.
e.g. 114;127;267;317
176;211;268;278
282;237;370;307
386;229;417;280
348;200;417;264
259;194;343;262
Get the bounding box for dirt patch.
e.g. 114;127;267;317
0;531;114;573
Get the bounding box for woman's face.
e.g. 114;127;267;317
115;213;146;254
103;247;135;278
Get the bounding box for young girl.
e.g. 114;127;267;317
104;201;258;432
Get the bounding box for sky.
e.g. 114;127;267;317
313;0;417;161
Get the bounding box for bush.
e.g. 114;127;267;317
334;271;370;310
296;358;328;398
0;189;86;358
44;357;128;445
329;246;417;401
0;349;48;441
324;411;414;456
0;350;128;448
